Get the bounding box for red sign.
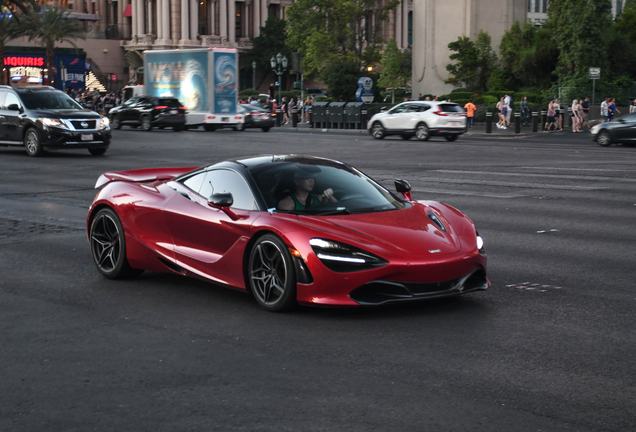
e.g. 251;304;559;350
5;56;45;67
110;74;117;82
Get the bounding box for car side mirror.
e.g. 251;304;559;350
208;192;233;208
7;104;22;112
380;106;387;113
394;179;412;201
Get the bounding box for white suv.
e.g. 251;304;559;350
367;101;466;141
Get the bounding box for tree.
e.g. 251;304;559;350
498;20;559;89
445;31;497;91
377;39;410;103
322;61;360;101
547;0;612;82
243;16;290;89
0;13;25;85
26;7;86;86
286;0;399;78
613;0;636;44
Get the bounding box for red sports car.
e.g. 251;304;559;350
87;155;489;311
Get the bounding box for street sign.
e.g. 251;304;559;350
589;67;601;79
110;74;117;82
355;77;374;103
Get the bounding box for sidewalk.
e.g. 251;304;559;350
275;120;543;137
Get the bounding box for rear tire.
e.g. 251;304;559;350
262;127;271;132
89;208;144;279
204;124;216;132
445;135;458;142
24;128;44;157
235;122;245;131
401;135;412;140
174;125;183;132
415;123;430;141
597;131;611;147
371;122;385;139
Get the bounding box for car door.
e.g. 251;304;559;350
162;169;260;287
382;104;408;130
613;113;636;142
0;92;25;144
404;104;428;130
119;97;138;123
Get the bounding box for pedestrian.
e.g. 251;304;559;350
520;96;529;126
608;97;620;121
264;97;273;112
554;98;562;131
281;97;288;124
571;99;580;133
601;97;609;122
630;98;636;114
433;96;438;101
575;99;584;132
425;96;431;101
581;97;591;130
304;96;312;123
464;99;476;129
544;98;556;132
496;97;507;129
504;93;512;126
418;93;424;101
269;83;275;99
296;97;303;123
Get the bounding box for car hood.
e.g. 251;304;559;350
298;203;462;257
32;109;101;119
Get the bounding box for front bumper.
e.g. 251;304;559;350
41;127;111;149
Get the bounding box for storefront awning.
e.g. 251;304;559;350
123;4;132;17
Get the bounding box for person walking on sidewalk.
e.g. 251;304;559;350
630;99;636;114
608;98;619;121
544;98;556;132
581;97;591;130
600;97;609;122
464;99;476;129
520;96;530;126
571;100;581;133
554;98;562;131
504;94;512;126
496;97;507;129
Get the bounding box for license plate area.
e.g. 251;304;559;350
221;117;229;122
170;110;177;114
81;134;93;141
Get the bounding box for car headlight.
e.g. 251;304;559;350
590;124;601;134
99;117;110;128
40;118;67;128
309;238;387;272
476;231;485;255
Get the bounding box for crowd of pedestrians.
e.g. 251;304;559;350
65;87;119;115
254;94;315;124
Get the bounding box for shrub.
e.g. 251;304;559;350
239;88;259;97
450;88;469;93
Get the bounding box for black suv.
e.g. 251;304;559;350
0;86;111;157
109;96;186;131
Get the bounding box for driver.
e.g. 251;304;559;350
278;167;338;211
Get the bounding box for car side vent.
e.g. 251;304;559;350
427;211;447;232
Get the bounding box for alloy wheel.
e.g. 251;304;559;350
415;124;430;141
248;236;295;311
372;122;385;139
91;213;122;274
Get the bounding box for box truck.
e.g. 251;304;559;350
121;48;239;130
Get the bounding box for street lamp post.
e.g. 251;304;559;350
270;53;288;127
252;61;256;90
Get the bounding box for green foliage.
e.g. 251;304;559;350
322;61;360;101
239;88;260;97
378;39;411;103
25;6;86;76
487;69;515;91
439;92;475;100
244;17;290;88
547;0;612;82
498;20;559;89
445;31;497;91
474;95;498;104
286;0;399;78
614;0;636;44
451;88;469;93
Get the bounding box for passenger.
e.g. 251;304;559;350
278;168;338;211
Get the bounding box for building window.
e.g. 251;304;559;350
542;0;547;13
198;0;207;35
268;3;279;19
407;11;412;46
236;2;243;38
617;0;623;15
535;0;539;12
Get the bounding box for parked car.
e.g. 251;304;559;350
236;104;275;132
591;113;636;146
367;101;466;141
87;155;488;312
0;85;111;157
109;96;186;131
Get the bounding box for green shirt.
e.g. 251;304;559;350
291;193;321;210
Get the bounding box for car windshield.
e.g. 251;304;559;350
158;98;183;107
19;91;84;110
250;160;409;215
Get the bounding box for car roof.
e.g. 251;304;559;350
212;154;347;172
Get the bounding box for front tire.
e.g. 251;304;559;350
88;148;107;156
111;114;121;130
261;127;271;132
597;131;611;147
415;123;430;141
371;122;385;139
204;124;216;132
24;128;44;157
141;116;153;131
89;208;144;279
235;122;245;131
247;234;296;312
401;135;412;140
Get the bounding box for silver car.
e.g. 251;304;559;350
367;101;466;141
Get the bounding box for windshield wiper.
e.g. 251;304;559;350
313;208;351;216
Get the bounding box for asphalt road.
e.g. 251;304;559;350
1;127;635;431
